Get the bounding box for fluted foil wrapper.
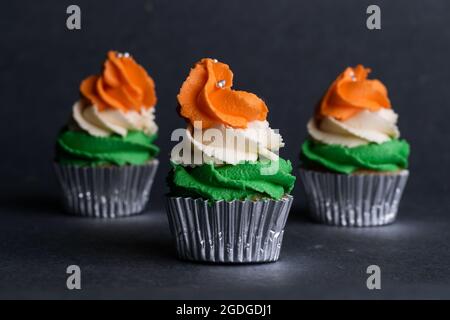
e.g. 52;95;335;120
299;169;409;227
54;159;158;218
166;195;293;263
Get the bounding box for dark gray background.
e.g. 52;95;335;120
0;0;449;299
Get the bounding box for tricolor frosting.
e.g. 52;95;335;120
170;58;295;201
80;51;156;112
171;58;283;165
177;58;268;129
301;65;410;173
171;120;283;166
74;51;158;137
57;130;159;166
307;108;399;148
319;65;391;121
56;51;159;166
169;159;295;202
73;100;157;137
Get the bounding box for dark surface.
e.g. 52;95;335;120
1;0;450;299
0;194;449;299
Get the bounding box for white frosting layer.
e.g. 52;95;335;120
308;109;400;147
170;120;284;165
72;100;158;137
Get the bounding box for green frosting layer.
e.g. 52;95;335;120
169;158;296;202
301;139;410;174
56;130;159;166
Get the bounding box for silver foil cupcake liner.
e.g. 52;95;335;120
299;169;409;227
54;159;159;218
165;195;294;263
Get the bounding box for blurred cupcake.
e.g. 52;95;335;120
300;65;410;227
166;58;296;263
54;51;160;218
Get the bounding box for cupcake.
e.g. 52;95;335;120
54;51;160;218
299;65;410;227
166;58;296;263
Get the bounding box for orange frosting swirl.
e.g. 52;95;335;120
318;65;391;121
177;58;268;128
80;51;157;112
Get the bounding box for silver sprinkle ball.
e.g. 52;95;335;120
216;80;226;88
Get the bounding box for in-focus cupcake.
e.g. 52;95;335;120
300;65;410;227
54;51;160;218
166;58;296;263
